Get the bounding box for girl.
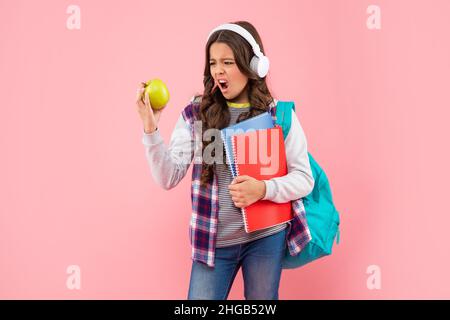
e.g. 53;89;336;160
136;21;314;300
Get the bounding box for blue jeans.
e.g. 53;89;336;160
187;228;287;300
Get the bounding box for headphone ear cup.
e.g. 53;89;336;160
250;55;270;78
250;55;260;76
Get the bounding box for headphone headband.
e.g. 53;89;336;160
207;23;262;57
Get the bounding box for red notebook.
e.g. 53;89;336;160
231;126;293;233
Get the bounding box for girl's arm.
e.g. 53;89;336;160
142;114;194;190
262;109;315;203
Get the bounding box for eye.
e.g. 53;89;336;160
209;62;233;65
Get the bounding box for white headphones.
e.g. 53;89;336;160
207;23;270;78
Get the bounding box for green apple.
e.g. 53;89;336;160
144;78;170;110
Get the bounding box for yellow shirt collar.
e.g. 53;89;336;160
226;101;251;108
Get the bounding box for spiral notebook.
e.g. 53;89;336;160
231;126;293;233
220;111;274;177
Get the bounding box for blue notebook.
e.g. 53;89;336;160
220;111;274;177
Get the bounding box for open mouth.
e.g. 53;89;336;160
218;80;229;90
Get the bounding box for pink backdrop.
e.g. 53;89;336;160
1;0;449;299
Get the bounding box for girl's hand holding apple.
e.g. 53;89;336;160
136;79;169;134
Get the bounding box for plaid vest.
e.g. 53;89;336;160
181;99;311;267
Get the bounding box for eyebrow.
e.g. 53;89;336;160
209;58;234;61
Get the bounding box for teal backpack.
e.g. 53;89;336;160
275;101;341;269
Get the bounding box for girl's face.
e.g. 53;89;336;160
209;42;250;104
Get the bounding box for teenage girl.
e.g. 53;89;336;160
136;21;314;300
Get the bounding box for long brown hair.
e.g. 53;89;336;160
195;21;275;187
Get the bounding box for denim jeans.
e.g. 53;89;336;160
187;228;287;300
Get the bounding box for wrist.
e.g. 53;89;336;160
144;125;157;134
259;180;266;200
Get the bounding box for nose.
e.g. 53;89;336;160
215;69;225;78
215;65;225;75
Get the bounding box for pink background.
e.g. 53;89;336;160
1;0;449;299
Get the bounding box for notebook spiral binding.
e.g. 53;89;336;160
231;135;251;233
221;130;236;177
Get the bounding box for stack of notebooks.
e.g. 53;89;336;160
220;112;293;233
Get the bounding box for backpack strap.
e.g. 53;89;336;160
275;100;296;140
